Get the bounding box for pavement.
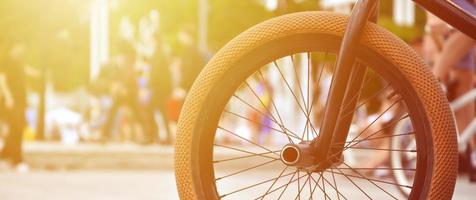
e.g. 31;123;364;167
0;170;179;200
0;169;474;200
22;142;175;170
4;142;473;199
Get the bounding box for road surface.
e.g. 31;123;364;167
0;169;474;200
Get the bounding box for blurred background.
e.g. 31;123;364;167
0;0;474;199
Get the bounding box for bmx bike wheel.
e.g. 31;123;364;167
175;11;457;200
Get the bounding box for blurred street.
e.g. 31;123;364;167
0;142;473;200
0;169;474;200
0;170;177;200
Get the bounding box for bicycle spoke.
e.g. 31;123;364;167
297;171;301;200
345;146;416;152
336;132;415;146
214;150;280;164
312;173;348;200
317;58;338;135
245;81;283;125
332;167;415;171
340;162;399;199
309;54;328;111
330;169;342;200
328;168;412;189
308;174;313;200
254;170;307;200
275;170;300;200
314;120;414;174
334;168;372;199
306;53;329;139
290;55;310;115
342;83;392;118
309;173;334;200
216;159;279;181
344;97;402;149
294;174;311;200
219;169;296;198
232;94;288;134
342;69;377;110
291;55;314;140
257;69;296;143
273;61;319;139
306;53;311;140
218;126;279;156
308;176;318;200
302;124;310;141
321;172;328;200
224;109;301;140
306;53;311;113
342;114;410;150
258;166;289;200
214;144;280;160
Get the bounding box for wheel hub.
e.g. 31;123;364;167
280;141;342;172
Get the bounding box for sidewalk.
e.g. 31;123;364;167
21;142;272;170
23;142;174;170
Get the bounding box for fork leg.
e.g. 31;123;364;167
312;0;380;163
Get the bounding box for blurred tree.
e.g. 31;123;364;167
207;0;320;51
110;0;198;56
207;0;272;51
0;0;89;92
108;0;340;55
276;0;319;14
0;0;90;139
0;0;426;92
377;0;426;42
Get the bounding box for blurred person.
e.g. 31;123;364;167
102;42;155;144
0;42;28;172
150;34;173;145
177;28;206;92
426;7;476;181
137;63;159;144
87;62;117;140
166;88;186;126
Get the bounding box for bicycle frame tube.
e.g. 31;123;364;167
312;0;380;163
413;0;476;40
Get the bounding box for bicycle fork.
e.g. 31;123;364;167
281;0;380;170
312;0;380;167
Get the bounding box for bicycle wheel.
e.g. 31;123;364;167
175;12;458;200
391;117;417;198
